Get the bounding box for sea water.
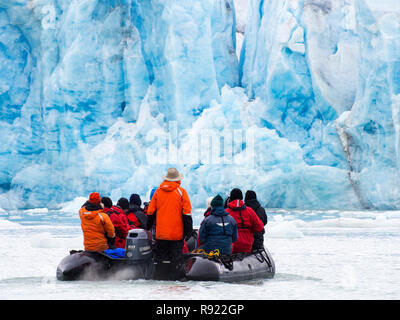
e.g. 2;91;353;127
0;208;399;300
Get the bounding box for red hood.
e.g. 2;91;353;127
159;180;181;192
227;199;245;210
103;207;113;214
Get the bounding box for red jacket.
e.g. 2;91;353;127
226;200;264;253
111;206;132;227
126;212;141;228
103;206;131;249
204;207;211;217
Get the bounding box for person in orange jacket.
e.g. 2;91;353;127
146;168;193;280
79;192;115;251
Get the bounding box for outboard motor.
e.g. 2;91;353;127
125;229;153;264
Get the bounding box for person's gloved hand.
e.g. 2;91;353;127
108;236;115;245
106;235;116;249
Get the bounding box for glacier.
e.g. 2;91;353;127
0;0;399;210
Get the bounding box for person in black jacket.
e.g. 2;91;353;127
128;193;148;228
244;190;268;251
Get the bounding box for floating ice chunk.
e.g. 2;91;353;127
23;208;48;215
304;217;400;228
59;197;87;214
0;218;22;229
30;232;83;249
267;221;304;238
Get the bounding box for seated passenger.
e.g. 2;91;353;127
226;188;264;254
116;197;130;213
198;195;238;255
244;190;268;251
101;197;130;249
115;197;138;229
128;193;148;228
79;192;115;252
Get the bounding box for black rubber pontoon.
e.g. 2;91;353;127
184;248;275;282
57;228;154;281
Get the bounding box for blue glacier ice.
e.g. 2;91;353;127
335;0;400;209
0;0;399;210
239;0;400;209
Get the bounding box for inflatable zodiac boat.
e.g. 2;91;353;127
56;229;275;282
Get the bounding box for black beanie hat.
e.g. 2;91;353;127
210;195;224;208
101;196;113;208
230;188;243;201
245;190;257;202
129;193;142;207
117;197;129;210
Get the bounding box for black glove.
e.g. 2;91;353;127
182;215;193;241
106;235;116;249
146;212;156;230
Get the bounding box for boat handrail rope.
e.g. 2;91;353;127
191;248;220;258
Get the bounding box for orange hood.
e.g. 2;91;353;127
80;202;103;220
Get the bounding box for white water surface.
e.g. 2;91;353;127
0;209;399;300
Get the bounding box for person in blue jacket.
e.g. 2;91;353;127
198;194;238;255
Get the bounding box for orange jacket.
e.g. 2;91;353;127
147;181;192;241
79;202;115;251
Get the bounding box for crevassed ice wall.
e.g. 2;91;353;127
239;0;400;209
0;0;399;210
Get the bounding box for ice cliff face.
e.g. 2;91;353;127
0;0;399;210
239;0;400;209
0;0;238;208
336;0;400;209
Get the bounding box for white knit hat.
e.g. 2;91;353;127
206;197;213;209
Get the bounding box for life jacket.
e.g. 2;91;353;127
226;200;264;253
103;206;130;249
109;206;133;231
127;205;147;228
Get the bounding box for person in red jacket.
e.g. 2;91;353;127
101;197;131;249
225;188;264;253
117;197;141;228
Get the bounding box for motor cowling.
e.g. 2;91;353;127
125;229;153;263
